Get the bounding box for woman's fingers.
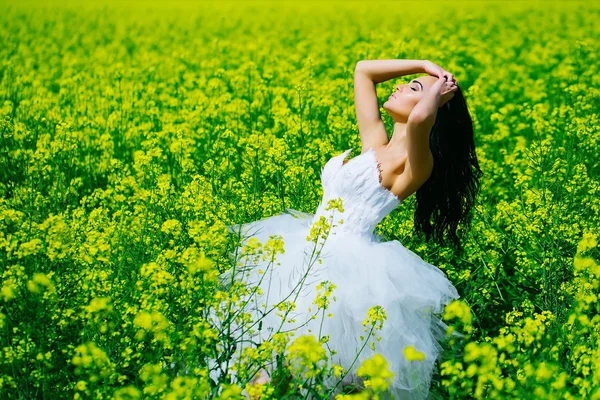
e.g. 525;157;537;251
445;76;457;88
441;70;456;84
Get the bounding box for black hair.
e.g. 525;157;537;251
413;85;483;253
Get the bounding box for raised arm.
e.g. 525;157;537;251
405;76;451;182
354;59;427;151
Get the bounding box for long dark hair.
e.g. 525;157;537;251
413;85;483;252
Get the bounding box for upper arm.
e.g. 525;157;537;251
354;64;389;151
405;115;435;182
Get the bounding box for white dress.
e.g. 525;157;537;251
210;147;461;399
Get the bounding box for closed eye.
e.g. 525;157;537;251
411;80;424;90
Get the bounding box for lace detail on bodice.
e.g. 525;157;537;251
311;147;402;237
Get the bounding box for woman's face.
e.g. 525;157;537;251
383;75;451;121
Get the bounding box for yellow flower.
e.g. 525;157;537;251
576;231;597;255
216;383;244;400
1;280;16;301
133;311;153;331
190;252;215;274
85;297;112;314
313;280;337;310
362;305;387;331
325;197;344;213
27;272;56;295
443;299;473;325
403;345;426;361
356;354;395;392
160;218;181;236
113;386;142;399
287;335;327;379
264;234;285;258
332;363;344;378
535;362;554;382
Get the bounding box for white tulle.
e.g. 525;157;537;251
209;147;462;399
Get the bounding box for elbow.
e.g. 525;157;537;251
355;61;373;82
355;60;368;73
407;112;428;125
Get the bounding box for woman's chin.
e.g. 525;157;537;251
382;103;394;114
382;106;404;119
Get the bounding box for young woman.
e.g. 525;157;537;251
214;59;483;399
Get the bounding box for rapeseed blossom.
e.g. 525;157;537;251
1;1;598;398
403;345;426;361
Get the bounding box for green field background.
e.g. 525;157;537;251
1;0;599;398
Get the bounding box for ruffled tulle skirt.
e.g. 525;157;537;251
209;208;462;399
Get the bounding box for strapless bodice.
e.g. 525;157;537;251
311;147;402;237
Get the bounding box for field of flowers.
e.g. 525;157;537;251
1;0;599;398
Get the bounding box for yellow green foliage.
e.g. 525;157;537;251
0;0;598;398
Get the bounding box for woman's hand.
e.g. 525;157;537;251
434;74;458;93
431;74;458;106
423;60;457;85
410;73;458;119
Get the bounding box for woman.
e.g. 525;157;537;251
212;59;482;399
